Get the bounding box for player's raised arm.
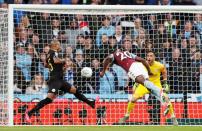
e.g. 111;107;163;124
100;54;113;77
134;56;152;75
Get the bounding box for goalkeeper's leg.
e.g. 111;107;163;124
163;93;178;125
119;84;139;123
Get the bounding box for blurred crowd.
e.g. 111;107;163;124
0;0;202;7
0;0;201;95
11;9;202;95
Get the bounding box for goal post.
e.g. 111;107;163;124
3;4;202;126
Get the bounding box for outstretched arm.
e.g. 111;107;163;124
135;56;152;75
100;55;113;77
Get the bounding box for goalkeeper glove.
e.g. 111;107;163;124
162;80;170;93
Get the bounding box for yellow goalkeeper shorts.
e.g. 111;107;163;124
133;82;162;99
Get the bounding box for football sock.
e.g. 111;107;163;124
74;90;93;107
169;102;175;117
125;101;135;117
28;97;52;117
144;80;161;101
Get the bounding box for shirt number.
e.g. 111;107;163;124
116;51;132;61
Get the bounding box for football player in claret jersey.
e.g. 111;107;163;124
118;51;178;125
25;40;96;123
100;49;170;120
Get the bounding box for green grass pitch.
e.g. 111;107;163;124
0;126;201;131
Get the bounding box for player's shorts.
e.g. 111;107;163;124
48;78;72;95
128;62;149;81
133;82;162;99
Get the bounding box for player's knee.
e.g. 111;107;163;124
135;75;145;85
69;86;77;94
47;93;56;100
131;96;138;103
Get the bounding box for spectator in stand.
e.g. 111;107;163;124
189;50;201;93
168;48;184;93
99;65;118;94
26;74;47;94
15;44;32;93
65;18;85;48
43;44;50;54
164;13;178;40
133;0;147;5
57;31;68;51
131;17;145;39
49;0;60;4
193;14;202;34
29;0;43;4
73;49;88;92
99;34;109;62
161;40;172;62
26;44;40;79
45;16;62;43
83;35;98;65
35;12;51;42
108;35;119;53
76;34;85;49
133;28;147;49
123;35;136;53
144;14;158;40
31;33;43;53
96;16;115;48
158;0;172;5
189;35;199;49
91;58;100;93
0;2;8;8
64;57;75;86
154;24;168;51
181;21;193;39
38;52;49;81
178;37;189;58
115;25;124;46
90;0;101;5
112;64;128;94
65;46;74;59
75;14;90;35
17;31;29;47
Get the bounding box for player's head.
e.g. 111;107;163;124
146;50;156;65
50;40;61;52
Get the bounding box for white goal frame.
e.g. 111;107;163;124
7;4;202;126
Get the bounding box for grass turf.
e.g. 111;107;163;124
0;126;201;131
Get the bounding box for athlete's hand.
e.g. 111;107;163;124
99;71;105;77
162;80;170;93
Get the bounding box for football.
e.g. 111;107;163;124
81;67;93;78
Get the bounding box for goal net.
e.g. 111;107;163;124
0;9;8;125
4;5;202;125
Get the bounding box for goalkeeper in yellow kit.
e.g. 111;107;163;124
119;51;178;125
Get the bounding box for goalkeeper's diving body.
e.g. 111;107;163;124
25;40;96;123
118;51;178;125
100;49;176;124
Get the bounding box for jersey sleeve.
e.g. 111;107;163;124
108;53;114;62
159;62;165;71
131;53;137;59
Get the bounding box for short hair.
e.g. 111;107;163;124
147;50;156;56
50;40;60;49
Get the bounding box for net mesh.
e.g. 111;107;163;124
10;7;202;125
0;9;8;125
